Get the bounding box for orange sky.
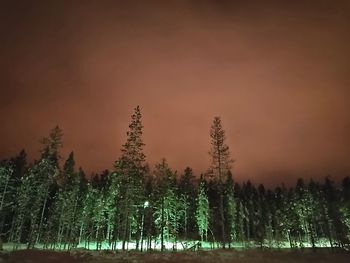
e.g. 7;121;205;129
1;0;350;186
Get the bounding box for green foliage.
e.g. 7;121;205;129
0;163;14;212
196;181;209;242
113;106;147;250
152;159;179;249
1;110;350;252
225;174;236;245
154;188;179;243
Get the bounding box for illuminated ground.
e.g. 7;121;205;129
1;249;349;263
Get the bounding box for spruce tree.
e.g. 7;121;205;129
114;106;146;250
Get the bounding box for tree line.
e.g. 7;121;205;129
0;106;349;251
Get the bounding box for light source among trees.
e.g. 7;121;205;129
0;109;350;251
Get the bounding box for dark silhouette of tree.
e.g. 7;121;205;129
340;177;350;239
323;177;348;247
1;109;350;252
0;161;14;236
208;116;233;248
224;172;236;247
48;152;81;250
178;167;196;239
114;106;146;250
10;126;62;249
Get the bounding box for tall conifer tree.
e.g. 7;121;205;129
196;179;209;243
114;106;146;250
209;116;233;247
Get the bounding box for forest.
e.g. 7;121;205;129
0;106;349;252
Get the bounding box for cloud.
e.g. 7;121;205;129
0;0;349;185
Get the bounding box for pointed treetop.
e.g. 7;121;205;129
154;158;175;188
63;152;75;176
209;116;233;181
40;125;63;163
115;106;146;176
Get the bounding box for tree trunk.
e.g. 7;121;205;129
219;190;226;248
36;185;49;245
122;208;129;251
161;199;164;251
0;173;9;211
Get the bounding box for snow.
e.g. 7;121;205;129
1;248;349;263
1;238;336;252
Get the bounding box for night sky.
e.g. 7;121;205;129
1;0;350;186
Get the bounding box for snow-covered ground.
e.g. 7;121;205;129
1;248;349;263
1;238;335;252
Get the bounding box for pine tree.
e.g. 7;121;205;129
78;182;96;249
178;167;196;238
307;180;324;248
339;177;350;243
208;116;233;247
40;125;63;164
339;176;350;240
0;150;26;238
5;151;27;242
209;117;233;181
242;181;257;246
48;152;81;249
323;177;347;247
10;168;32;247
0;161;14;236
12;158;58;248
0;163;13;214
224;172;236;247
273;185;290;247
196;179;209;243
10;150;27;182
29;159;58;248
114;106;146;250
105;171;121;249
233;183;245;245
256;185;272;247
92;186;106;250
11;126;62;248
153;159;178;250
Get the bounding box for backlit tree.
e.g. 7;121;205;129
209;116;233;247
